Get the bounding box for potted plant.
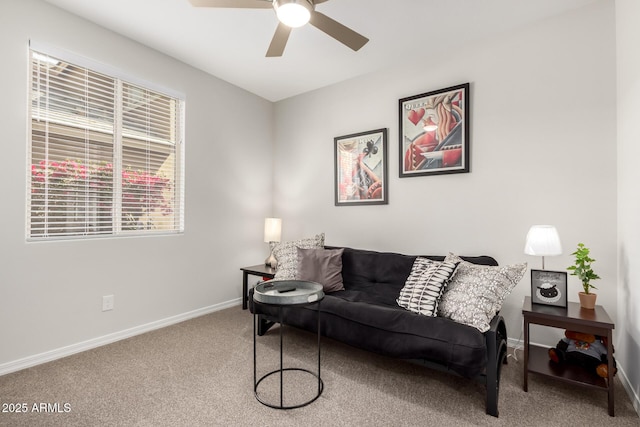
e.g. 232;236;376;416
567;243;601;309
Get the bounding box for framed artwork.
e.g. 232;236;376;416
334;128;388;206
399;83;470;177
531;270;568;308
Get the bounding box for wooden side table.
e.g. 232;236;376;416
522;296;615;416
240;264;276;310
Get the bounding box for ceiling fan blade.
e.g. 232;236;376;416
188;0;272;8
309;11;369;52
266;23;292;57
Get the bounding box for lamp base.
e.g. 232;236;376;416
265;243;278;269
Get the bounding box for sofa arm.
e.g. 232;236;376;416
484;314;508;417
490;314;507;339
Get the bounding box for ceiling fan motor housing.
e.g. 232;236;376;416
273;0;314;28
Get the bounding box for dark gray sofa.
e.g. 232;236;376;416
249;246;508;417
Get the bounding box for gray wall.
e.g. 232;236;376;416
273;0;619;380
0;0;274;369
616;0;640;413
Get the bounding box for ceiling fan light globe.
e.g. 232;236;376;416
274;0;313;28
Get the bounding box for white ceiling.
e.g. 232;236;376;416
43;0;597;102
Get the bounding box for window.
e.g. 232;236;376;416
28;48;185;240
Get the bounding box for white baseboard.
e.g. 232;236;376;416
507;337;640;417
617;364;640;417
0;298;241;377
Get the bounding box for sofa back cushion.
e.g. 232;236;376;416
326;246;498;307
340;247;416;289
331;247;416;307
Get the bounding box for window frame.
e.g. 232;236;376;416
27;43;185;241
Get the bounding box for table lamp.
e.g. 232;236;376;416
524;225;562;269
264;218;282;269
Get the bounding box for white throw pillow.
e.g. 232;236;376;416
438;253;526;332
273;233;325;280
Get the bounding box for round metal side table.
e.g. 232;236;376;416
253;280;324;409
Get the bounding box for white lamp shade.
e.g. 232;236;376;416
264;218;282;243
524;225;562;256
274;0;312;28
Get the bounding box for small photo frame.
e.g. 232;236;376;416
334;128;388;206
530;270;568;308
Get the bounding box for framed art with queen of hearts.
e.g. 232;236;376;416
399;83;470;177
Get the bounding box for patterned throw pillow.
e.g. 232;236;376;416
397;257;459;316
273;233;325;280
438;253;526;332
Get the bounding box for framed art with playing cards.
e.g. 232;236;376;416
334;128;388;206
399;83;470;177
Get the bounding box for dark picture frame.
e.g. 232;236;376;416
334;128;388;206
399;83;470;177
531;269;568;308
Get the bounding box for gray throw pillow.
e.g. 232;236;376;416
273;233;325;280
397;257;459;316
296;247;345;292
438;253;526;332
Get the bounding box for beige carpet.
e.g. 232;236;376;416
1;307;638;426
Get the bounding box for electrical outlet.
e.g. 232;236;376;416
102;295;114;311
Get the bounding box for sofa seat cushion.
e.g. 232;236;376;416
254;291;487;379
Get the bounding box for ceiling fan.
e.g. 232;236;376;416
188;0;369;57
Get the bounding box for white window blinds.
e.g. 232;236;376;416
28;49;185;240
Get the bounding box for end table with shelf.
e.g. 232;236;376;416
522;296;615;416
240;264;276;310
